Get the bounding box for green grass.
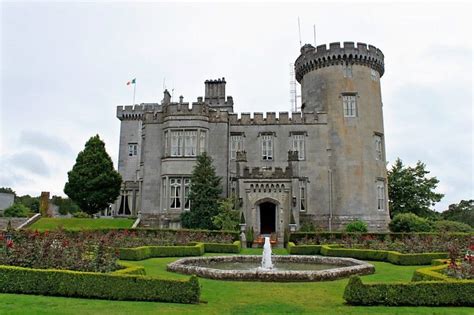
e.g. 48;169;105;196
28;218;135;231
0;248;470;314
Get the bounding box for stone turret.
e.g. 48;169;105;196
203;78;234;111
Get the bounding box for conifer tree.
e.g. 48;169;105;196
64;135;122;215
181;152;222;230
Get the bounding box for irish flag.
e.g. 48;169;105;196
126;78;136;86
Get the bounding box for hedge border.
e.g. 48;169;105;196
201;241;241;253
0;264;200;304
289;244;447;265
119;243;205;260
343;276;474;306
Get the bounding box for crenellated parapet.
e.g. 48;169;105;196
117;105;145;120
228;111;326;125
294;42;384;82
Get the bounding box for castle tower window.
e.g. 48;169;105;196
164;131;169;156
291;134;305;160
343;64;352;78
199;130;207;154
128;143;138;156
261;135;273;160
170;178;182;209
342;95;357;117
184;131;197;156
376;180;386;211
299;181;307;212
184;178;191;210
230;135;244;160
371;69;378;81
374;134;384;160
161;178;167;210
171;131;183;156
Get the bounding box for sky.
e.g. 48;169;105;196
0;1;472;212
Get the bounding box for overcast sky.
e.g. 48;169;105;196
0;1;472;212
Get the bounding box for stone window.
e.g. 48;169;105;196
164;131;169;156
184;178;191;211
230;135;244;160
170;131;183;156
261;135;273;160
184;131;197;156
342;95;357;117
291;134;305;160
343;63;352;78
374;134;383;160
371;69;377;81
170;178;182;209
199;130;207;154
161;179;167;210
376;180;386;211
299;181;306;212
128;143;138;156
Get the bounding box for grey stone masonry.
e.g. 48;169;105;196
113;41;391;233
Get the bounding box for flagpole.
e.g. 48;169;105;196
133;81;136;105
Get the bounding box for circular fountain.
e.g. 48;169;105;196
167;237;374;282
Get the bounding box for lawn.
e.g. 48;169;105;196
28;218;135;231
0;248;470;314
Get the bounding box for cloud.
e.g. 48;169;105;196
18;130;73;156
0;151;51;177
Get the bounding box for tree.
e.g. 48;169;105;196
181;152;222;230
51;196;81;215
64;135;122;216
0;187;15;195
15;195;40;213
4;203;31;217
441;200;474;227
388;213;433;232
387;158;443;218
212;197;240;231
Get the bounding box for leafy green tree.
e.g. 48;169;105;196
212;197;240;231
441;200;473;227
434;220;472;233
181;152;222;230
4;203;31;217
15;195;40;213
388;213;433;232
51;196;81;215
0;187;15;195
387;158;443;218
64;135;122;216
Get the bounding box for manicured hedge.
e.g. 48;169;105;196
343;276;474;306
287;242;322;255
0;265;200;304
201;241;241;253
411;263;454;282
289;244;447;265
113;262;146;276
119;243;205;261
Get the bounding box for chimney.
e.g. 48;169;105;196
204;77;226;101
162;89;171;104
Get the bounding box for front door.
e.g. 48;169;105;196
260;202;276;234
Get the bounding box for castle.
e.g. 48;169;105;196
114;41;391;238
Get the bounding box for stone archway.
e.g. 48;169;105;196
259;202;276;234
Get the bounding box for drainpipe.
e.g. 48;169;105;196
328;168;333;232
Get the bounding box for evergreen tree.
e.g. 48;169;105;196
387;158;443;218
64;135;121;215
441;200;474;227
181;152;222;230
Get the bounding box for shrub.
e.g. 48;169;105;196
287;243;322;255
345;220;368;232
118;243;205;261
389;213;433;232
3;203;31;217
343;276;474;306
299;221;316;232
201;241;241;253
0;265;200;304
434;220;472;233
73;211;91;218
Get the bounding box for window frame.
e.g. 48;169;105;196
376;179;386;211
299;181;307;212
291;133;306;161
261;133;274;161
342;93;358;117
128;143;138;157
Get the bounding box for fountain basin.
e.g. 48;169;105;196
166;255;374;281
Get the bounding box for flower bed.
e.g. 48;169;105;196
291;232;473;254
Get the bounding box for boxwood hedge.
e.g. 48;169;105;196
119;243;205;260
0;265;200;304
287;242;322;255
344;276;474;306
201;241;241;253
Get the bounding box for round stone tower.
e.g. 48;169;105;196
295;42;390;231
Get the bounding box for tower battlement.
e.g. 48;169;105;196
228;111;326;125
295;41;384;82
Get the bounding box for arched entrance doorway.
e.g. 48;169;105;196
259;202;276;234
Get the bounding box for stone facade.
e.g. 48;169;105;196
0;192;14;214
113;42;391;236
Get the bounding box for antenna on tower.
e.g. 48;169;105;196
313;25;316;46
297;17;302;47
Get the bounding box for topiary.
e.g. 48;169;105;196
389;213;433;232
345;219;368;232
